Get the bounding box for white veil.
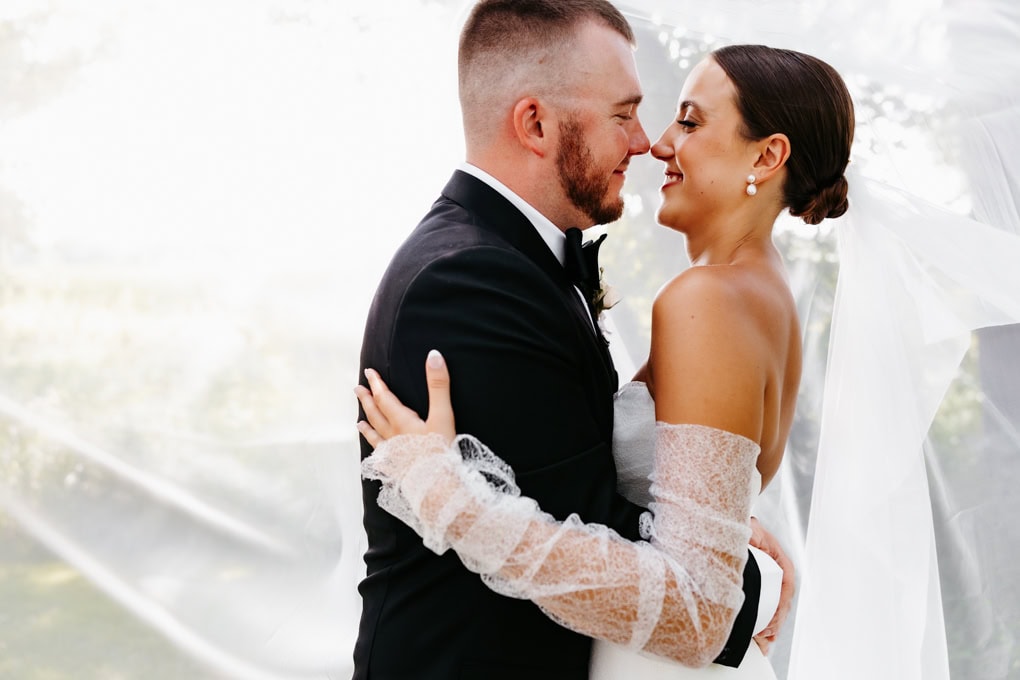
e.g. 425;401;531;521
1;1;1019;679
786;173;1020;680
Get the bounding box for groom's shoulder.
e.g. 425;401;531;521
409;198;508;253
395;170;531;261
371;170;564;307
385;198;530;283
412;186;514;247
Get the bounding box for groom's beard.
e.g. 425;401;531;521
556;117;624;226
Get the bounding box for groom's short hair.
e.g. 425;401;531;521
458;0;634;143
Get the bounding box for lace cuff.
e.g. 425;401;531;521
362;424;759;667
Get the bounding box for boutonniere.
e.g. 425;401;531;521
579;233;622;319
593;266;621;318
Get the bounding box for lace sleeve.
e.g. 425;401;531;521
362;423;758;666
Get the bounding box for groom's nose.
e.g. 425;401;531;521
628;118;651;157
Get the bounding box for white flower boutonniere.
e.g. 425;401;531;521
593;266;621;319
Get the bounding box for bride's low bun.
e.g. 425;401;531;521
790;175;849;225
712;46;855;228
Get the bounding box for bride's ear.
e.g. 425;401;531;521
751;133;791;183
512;96;551;158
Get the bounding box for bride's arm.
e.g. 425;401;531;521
358;298;763;666
360;418;755;665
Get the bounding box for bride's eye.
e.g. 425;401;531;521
677;119;698;131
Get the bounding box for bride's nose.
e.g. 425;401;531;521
650;133;675;162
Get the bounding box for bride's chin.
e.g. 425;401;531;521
654;206;686;233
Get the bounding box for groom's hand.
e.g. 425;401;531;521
749;517;795;653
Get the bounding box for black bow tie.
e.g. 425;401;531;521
564;227;606;304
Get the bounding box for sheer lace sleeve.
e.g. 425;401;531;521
362;423;758;667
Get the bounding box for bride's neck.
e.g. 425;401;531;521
686;227;776;266
682;202;783;265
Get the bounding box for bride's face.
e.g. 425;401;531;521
651;58;759;233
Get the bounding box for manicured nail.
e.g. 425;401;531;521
427;349;444;369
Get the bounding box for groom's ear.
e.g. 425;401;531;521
751;133;791;182
512;96;551;158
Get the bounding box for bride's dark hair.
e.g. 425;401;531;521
712;45;855;225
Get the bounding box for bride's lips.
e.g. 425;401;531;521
662;170;683;188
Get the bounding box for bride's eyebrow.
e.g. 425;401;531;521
679;100;702;115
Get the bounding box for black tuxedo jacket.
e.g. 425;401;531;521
354;171;758;679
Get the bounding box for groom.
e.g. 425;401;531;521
355;1;785;677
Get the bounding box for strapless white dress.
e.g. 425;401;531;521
590;381;780;680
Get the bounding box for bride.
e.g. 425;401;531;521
355;43;854;678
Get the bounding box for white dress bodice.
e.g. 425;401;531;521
590;381;780;680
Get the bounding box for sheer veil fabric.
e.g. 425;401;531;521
1;1;1019;679
786;172;1020;680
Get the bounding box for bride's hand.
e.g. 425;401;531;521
355;349;456;448
749;517;795;654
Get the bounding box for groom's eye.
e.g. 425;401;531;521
617;104;639;120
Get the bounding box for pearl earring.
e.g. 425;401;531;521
745;174;757;196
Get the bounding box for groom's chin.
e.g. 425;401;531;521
589;198;625;227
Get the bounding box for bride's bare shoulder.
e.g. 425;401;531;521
653;262;793;330
652;265;750;324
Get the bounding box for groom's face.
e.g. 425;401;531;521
552;22;649;226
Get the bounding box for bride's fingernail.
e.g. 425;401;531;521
427;349;444;369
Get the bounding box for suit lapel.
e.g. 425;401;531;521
441;171;618;390
441;172;567;285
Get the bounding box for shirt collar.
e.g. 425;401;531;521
458;162;566;266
